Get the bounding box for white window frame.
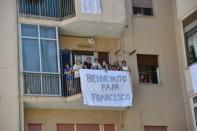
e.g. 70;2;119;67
132;0;154;16
19;23;61;96
191;95;197;131
137;54;161;85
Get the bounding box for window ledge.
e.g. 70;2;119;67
137;82;163;87
133;15;157;19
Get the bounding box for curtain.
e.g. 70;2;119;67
22;38;40;72
190;64;197;93
193;32;197;58
81;0;101;14
40;26;56;39
41;40;58;72
21;24;38;37
132;0;152;8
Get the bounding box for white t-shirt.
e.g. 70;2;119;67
92;62;101;69
122;66;129;71
73;64;82;78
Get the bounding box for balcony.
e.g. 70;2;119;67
18;0;126;37
19;0;76;20
22;71;132;110
23;73;81;97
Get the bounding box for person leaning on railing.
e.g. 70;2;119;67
73;59;83;91
121;60;131;72
92;58;101;70
63;63;74;95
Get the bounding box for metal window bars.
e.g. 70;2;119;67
18;0;76;20
23;72;81;97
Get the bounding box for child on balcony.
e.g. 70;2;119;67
64;63;74;95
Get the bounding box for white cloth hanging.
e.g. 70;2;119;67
81;0;101;14
190;64;197;93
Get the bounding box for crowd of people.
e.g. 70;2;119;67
64;57;130;78
62;57;130;95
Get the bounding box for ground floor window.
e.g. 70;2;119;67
137;54;159;84
144;126;167;131
57;124;115;131
28;123;42;131
57;124;75;131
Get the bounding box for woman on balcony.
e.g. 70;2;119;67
73;59;83;92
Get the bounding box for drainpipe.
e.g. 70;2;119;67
16;1;23;131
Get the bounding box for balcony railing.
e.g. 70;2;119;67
18;0;76;20
23;73;81;97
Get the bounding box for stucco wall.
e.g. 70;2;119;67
173;0;197;131
75;0;126;24
0;1;19;131
25;109;122;131
59;36;120;63
123;0;188;131
176;0;197;19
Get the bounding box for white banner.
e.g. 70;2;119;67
79;69;132;107
190;64;197;93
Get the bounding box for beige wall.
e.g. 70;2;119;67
176;0;197;19
75;0;125;24
16;0;193;131
173;0;197;131
59;36;120;63
0;1;19;131
25;109;122;131
123;0;188;131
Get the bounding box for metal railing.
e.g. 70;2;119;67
23;73;61;96
62;74;81;97
23;73;81;97
18;0;76;20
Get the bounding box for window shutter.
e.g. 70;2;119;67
132;0;152;8
104;124;115;131
28;124;42;131
137;54;158;67
144;126;167;131
76;124;100;131
57;124;74;131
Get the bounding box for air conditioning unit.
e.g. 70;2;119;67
77;36;96;48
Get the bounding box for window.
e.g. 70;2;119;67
132;0;153;16
28;123;42;131
76;124;100;131
104;124;115;131
185;27;197;66
57;124;75;131
137;54;159;84
21;24;60;95
81;0;101;14
144;126;167;131
191;96;197;130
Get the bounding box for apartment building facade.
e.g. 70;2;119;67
174;0;197;131
0;0;195;131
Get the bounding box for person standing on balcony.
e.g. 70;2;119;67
101;60;108;70
73;59;83;92
83;57;92;69
92;58;101;70
121;60;131;72
64;63;74;95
